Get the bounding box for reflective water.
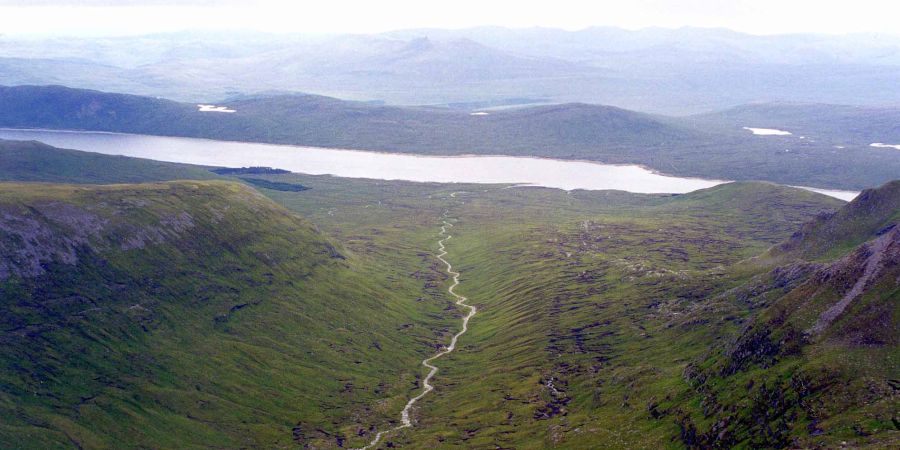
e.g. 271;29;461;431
0;128;858;200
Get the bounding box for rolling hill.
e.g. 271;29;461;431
0;85;697;151
693;102;900;145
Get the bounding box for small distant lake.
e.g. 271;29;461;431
0;128;858;201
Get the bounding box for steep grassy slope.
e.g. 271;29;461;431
397;186;855;449
2;85;900;189
670;181;900;449
0;181;458;448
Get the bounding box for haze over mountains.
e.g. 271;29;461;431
4;27;900;113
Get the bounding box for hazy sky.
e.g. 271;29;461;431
1;0;898;36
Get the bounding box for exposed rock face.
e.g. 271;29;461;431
119;211;195;250
0;201;195;280
809;226;899;334
0;203;106;279
669;184;900;449
719;226;899;378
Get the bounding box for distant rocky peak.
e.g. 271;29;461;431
403;36;434;52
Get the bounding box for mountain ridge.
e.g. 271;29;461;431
772;180;900;260
673;186;900;448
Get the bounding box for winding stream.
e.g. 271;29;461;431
357;205;476;449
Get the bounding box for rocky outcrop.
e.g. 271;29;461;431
669;195;900;449
0;203;106;279
0;191;207;280
809;226;899;334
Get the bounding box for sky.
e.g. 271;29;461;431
0;0;899;37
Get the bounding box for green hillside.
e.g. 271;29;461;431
0;181;458;448
671;182;900;448
263;173;875;449
268;172;894;448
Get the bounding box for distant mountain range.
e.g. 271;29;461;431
2;85;900;190
3;27;900;114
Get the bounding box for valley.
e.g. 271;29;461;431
0;6;898;449
359;209;477;450
249;171;900;449
2;141;895;448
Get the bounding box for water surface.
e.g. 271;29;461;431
0;128;858;200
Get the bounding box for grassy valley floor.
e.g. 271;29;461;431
1;141;895;448
248;173;882;449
